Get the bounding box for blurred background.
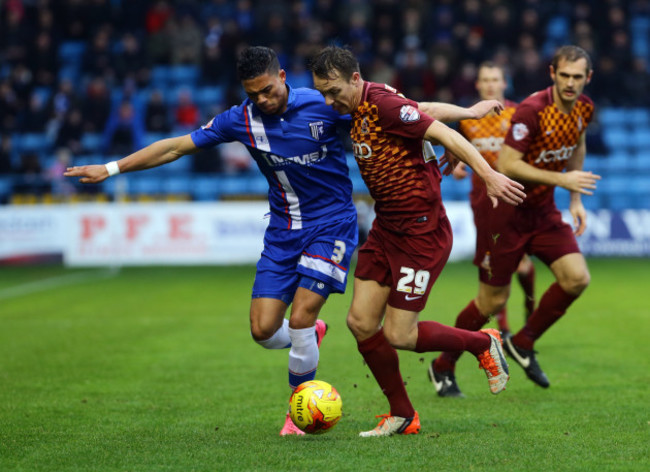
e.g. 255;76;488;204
1;0;649;264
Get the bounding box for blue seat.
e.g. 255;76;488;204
629;152;650;172
130;176;163;194
630;129;650;151
168;65;199;86
74;154;104;166
58;41;86;63
81;133;103;152
192;176;221;200
15;133;51;153
600;152;630;173
196;86;225;107
598;108;626;127
162;176;192;194
602;127;631;151
151;66;172;88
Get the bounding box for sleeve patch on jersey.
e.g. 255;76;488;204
399;105;420;123
201;118;214;129
512;122;529;141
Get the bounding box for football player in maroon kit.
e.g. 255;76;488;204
430;62;537;398
443;45;600;390
310;46;526;437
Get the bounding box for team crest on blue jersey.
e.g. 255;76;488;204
256;135;268;146
309;121;324;140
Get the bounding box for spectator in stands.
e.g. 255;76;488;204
102;101;145;156
145;89;170;133
0;135;14;174
83;28;115;82
115;33;151;88
30;31;59;88
22;93;51;134
15;152;49;195
170;14;203;65
0;79;21;132
146;1;175;64
1;4;29;65
174;88;200;129
83;78;111;133
55;108;84;154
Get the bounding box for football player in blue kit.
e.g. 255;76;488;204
66;46;507;436
65;46;358;436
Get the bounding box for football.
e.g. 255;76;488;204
289;380;342;434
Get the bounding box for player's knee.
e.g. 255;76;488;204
250;323;275;342
382;327;411;350
346;310;375;341
561;270;591;296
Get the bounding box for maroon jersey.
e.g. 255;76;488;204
504;86;594;207
350;82;442;232
459;99;517;206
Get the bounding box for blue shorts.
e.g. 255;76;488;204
252;215;358;303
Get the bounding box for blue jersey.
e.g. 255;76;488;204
191;85;356;230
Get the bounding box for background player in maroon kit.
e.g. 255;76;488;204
444;45;600;389
310;46;526;437
430;62;537;398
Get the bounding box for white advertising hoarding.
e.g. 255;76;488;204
64;202;270;266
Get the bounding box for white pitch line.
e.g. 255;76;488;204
0;267;121;301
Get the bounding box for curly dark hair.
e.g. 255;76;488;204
309;46;360;82
236;46;280;80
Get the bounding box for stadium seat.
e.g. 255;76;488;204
602;127;631;151
196;86;225;107
130;176;163;195
151;66;172;88
58;41;86;63
162;176;193;194
0;176;13;201
164;156;192;173
598;108;626;127
192;176;221;200
14;133;51;153
168;65;200;86
81;133;103;152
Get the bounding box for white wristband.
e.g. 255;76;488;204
105;161;120;177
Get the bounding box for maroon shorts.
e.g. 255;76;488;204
355;212;453;312
476;201;580;286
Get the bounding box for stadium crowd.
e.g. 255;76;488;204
0;0;649;193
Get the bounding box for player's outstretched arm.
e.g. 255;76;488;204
498;141;600;195
64;134;199;184
425;121;525;207
418;100;504;123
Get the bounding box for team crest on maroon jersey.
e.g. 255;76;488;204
399;105;420;123
309;121;324;140
360;117;370;134
512;122;529;141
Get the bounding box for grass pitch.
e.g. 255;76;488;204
0;259;648;471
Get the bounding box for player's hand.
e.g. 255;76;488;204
452;161;468;180
439;151;462;177
485;170;526;207
469;100;504;119
561;170;601;195
64;164;110;184
569;199;588;236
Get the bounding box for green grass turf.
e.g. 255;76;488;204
0;258;648;471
